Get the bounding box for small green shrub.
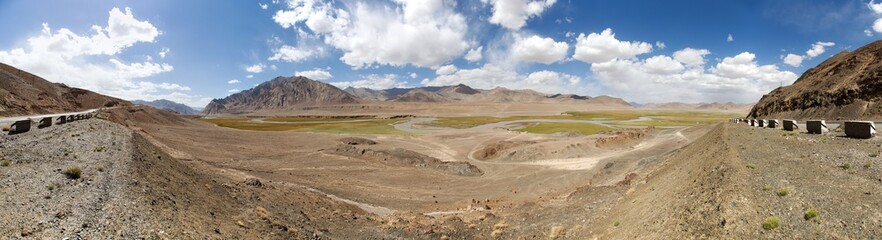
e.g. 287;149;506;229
46;184;55;191
804;208;819;220
0;159;9;167
777;187;789;197
840;162;851;170
97;166;104;172
865;161;873;168
763;184;773;191
746;164;756;169
613;221;620;227
63;167;82;179
763;216;781;230
94;146;105;152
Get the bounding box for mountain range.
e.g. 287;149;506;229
132;99;199;115
639;102;754;112
202;76;360;115
201;77;634;115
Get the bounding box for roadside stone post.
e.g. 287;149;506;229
806;120;828;134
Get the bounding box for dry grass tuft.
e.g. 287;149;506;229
549;226;566;239
763;216;780;230
63;167;81;179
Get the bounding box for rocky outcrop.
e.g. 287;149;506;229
202;76;359;115
0;63;130;117
748;40;882;120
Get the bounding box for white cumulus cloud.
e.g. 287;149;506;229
274;0;470;68
245;63;266;73
465;46;483;62
781;41;834;67
158;47;170;58
869;0;882;14
868;1;882;33
782;54;804;67
228;79;240;84
435;64;458;75
329;74;408;89
573;28;653;63
483;0;557;30
268;45;315;62
589;50;797;103
805;41;834;58
511;34;568;64
875;18;882;33
0;7;209;108
672;48;711;67
295;68;333;80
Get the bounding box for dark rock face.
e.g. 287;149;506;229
0;63;131;117
202;76;359;115
748;40;882;120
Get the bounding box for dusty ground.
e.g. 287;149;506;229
138;111;705;215
4;105;881;239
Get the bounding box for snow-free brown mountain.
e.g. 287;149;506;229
346;84;632;106
0;63;130;117
749;40;882;120
203;76;634;115
202;76;359;115
640;102;754;113
132;99;199;115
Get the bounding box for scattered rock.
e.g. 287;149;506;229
338;137;377;145
244;178;263;187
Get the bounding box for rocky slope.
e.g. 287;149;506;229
202;76;359;115
392;89;448;102
0;63;129;117
132;99;198;115
748;40;882;120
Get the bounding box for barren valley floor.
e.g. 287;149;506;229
2;107;880;239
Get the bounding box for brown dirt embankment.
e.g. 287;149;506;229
581;124;759;238
0;115;440;239
578;123;882;238
328;143;483;177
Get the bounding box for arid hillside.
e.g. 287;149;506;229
749;40;882;120
0;63;130;117
202;76;360;115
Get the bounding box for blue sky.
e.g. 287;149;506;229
1;0;881;108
